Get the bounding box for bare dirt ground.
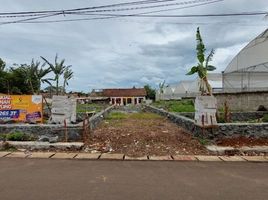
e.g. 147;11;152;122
216;137;268;147
86;112;209;157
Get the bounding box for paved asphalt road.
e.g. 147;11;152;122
0;158;267;200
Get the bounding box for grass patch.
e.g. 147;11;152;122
152;100;195;112
77;103;106;113
106;112;128;120
106;112;163;120
129;112;163;119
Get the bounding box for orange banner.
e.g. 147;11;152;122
0;95;43;123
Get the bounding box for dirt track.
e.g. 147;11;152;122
87;112;209;157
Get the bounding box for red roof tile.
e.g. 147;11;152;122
103;88;146;97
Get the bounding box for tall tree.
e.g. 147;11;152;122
186;27;216;95
0;58;5;72
144;84;156;100
41;54;70;95
63;66;73;94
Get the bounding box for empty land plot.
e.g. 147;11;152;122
87;111;209;157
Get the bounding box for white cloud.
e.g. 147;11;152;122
0;0;267;91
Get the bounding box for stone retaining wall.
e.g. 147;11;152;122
88;105;115;130
0;105;115;142
144;105;268;140
179;111;268;122
0;124;83;142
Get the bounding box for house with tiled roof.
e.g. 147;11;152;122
102;87;146;105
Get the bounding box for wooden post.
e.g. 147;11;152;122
64;119;68;142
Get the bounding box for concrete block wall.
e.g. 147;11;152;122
144;105;268;140
214;91;268;111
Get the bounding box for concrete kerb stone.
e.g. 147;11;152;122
241;156;268;162
219;156;246;162
51;153;78;159
99;153;124;160
75;153;101;160
124;156;149;161
6;151;29;158
149;155;173;161
172;155;197;161
28;152;56;159
195;156;222;162
0;151;11;157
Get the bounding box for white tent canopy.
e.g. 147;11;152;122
223;28;268;92
156;73;222;100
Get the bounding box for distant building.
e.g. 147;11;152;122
156;73;222;100
101;88;147;105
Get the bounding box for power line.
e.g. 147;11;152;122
73;11;268;18
66;0;215;14
0;0;224;25
0;0;190;15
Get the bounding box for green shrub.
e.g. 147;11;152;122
263;114;268;122
6;131;32;141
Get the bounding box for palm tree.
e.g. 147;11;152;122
63;66;74;94
41;54;70;95
186;27;216;96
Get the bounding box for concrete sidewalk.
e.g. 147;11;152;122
1;151;268;162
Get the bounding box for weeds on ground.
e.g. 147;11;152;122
1;131;35;141
152;100;195;112
106;112;128;120
196;137;211;146
77;103;106;113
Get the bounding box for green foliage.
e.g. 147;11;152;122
107;112;127;120
197;137;210;146
130;112;162;119
107;112;162;120
186;27;216;95
63;66;74;94
153;100;195;112
159;80;166;94
77;103;105;113
144;84;156;100
5;131;34;141
263;114;268;122
41;54;71;95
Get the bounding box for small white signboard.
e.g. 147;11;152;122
50;96;77;124
194;95;217;127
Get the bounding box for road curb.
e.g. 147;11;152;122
0;152;267;162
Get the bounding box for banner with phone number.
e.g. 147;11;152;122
0;95;43;122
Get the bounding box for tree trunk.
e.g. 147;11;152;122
56;78;59;96
29;80;35;95
203;77;212;96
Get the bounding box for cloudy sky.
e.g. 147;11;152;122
0;0;267;92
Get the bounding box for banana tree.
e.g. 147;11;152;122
186;27;216;96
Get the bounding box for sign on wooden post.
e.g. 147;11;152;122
0;95;43;123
